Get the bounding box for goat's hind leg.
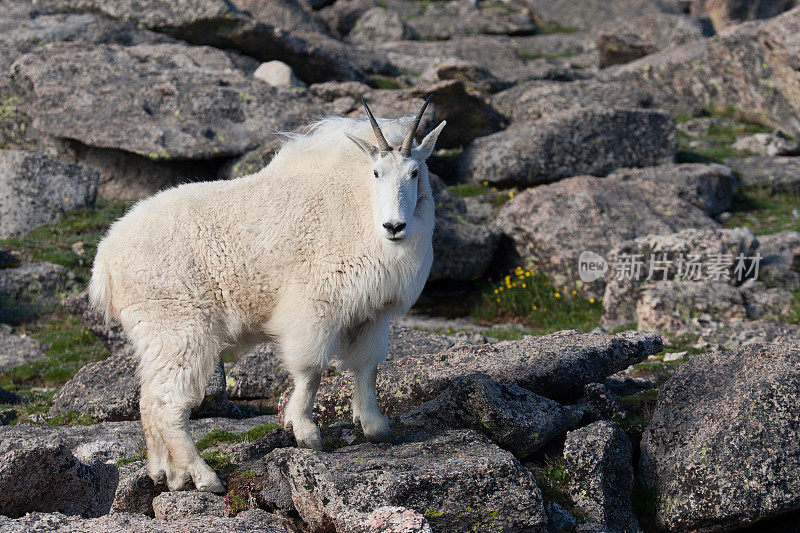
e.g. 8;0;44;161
138;330;225;493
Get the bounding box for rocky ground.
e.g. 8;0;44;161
1;0;800;531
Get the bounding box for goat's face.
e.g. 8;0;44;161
371;151;421;242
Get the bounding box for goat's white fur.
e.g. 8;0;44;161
89;115;445;492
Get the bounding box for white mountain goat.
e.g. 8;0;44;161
89;97;445;492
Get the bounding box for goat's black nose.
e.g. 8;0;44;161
383;222;406;235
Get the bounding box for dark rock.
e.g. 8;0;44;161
606;8;800;137
399;373;575;458
725;156;800;195
740;280;795;321
0;387;26;406
230;429;548;532
458;106;676;186
0;150;98;239
493;170;724;297
0;323;47;372
110;461;165;517
602;375;655;398
395;0;536;41
319;0;377;35
564;421;638;532
0;249;19;269
544;501;578;533
641;341;800;530
420;60;510;94
283;329;663;426
52;291;240;421
636;280;747;333
757;230;800;291
597;33;658;68
217;137;284;180
0;261;79;323
0;409;17;425
582;383;623;421
600;227;759;329
0;444;118;518
695;319;800;351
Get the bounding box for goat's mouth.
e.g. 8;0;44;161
386;235;405;242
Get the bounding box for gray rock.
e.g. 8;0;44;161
421;60;510;94
110;461;165;517
458;106;676;186
348;7;419;44
0;414;279;461
338;506;433;533
0;261;79;323
396;0;536;41
691;0;797;30
38;0;374;83
597;33;658;68
731;133;799;156
694;319;800;351
0;150;98;239
284;329;663;426
525;0;706;48
635;280;747;333
607;163;738;217
229;429;548;532
740;280;795;320
0;409;17;425
0;323;47;372
640;341;800;530
51;291;240;421
493;170;724;297
0;510;290;532
319;0;378;35
399;373;574;458
757;230;800;291
582;382;623;421
725;156;800;195
226;342;288;401
564;421;638;533
600;227;759;329
0;444;118;518
152;491;227;520
492;79;655;125
12;42;327;161
606;8;800;137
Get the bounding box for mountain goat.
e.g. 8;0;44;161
89;97;445;493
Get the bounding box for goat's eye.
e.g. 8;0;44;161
373;170;379;179
411;168;418;179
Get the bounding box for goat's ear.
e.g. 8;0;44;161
346;133;380;160
413;120;446;160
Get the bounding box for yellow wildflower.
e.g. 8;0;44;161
555;292;561;298
589;298;595;304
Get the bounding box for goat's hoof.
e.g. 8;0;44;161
365;428;395;444
167;471;194;491
196;477;226;494
154;470;167;485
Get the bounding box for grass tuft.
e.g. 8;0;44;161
723;185;800;235
195;423;281;451
473;267;601;335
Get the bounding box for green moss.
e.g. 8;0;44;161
536;23;580;34
202;450;237;475
0;312;110;392
516;50;580;61
0;198;131;283
146;152;171;161
195;423;281;451
369;75;401;90
723;185;800;235
481;325;532;341
675;107;771;164
45;410;98;426
0;95;20;124
424;507;444;518
473;268;602;335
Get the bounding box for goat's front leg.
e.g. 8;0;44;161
353;363;393;443
345;318;394;443
283;367;323;450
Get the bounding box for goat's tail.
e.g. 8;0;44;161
88;255;114;323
